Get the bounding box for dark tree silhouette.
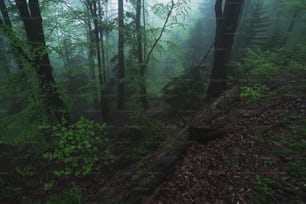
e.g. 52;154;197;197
136;0;148;110
117;0;125;110
207;0;244;100
14;0;71;123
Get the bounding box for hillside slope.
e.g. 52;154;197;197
150;75;306;204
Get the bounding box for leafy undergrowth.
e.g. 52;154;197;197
151;76;306;203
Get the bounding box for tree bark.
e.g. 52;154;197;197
117;0;125;110
0;0;31;72
136;0;148;110
15;0;71;124
206;0;244;100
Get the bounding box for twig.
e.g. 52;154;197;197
144;0;175;65
198;42;215;66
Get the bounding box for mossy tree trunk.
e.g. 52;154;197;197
15;0;71;124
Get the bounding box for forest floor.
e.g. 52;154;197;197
1;73;306;204
148;74;306;203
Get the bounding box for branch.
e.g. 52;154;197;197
144;0;175;65
198;42;215;66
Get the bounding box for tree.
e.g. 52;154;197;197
13;0;71;123
277;0;306;47
206;0;244;100
135;0;148;109
117;0;125;110
84;0;110;120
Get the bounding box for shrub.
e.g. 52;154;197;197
234;48;306;84
46;188;84;204
43;117;114;177
240;84;269;104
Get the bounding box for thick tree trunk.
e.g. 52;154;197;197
15;0;71;124
207;0;244;100
117;0;125;110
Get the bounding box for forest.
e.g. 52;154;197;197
0;0;306;203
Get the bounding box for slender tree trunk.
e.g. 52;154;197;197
206;0;244;100
85;0;109;121
97;0;109;121
142;0;147;59
0;1;30;72
282;10;298;47
92;3;107;120
136;0;148;110
15;0;71;124
117;0;125;110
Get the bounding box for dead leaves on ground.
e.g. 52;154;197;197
152;94;306;204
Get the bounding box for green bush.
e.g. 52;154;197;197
43;117;114;177
255;175;273;204
234;48;306;83
240;85;269;104
46;188;84;204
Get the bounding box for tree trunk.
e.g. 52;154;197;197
0;0;31;73
206;0;244;100
282;10;298;47
136;0;148;110
117;0;125;110
15;0;71;124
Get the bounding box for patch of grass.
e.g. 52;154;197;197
255;175;273;204
240;85;269;104
46;188;84;204
287;142;306;152
289;156;306;180
293;119;306;137
271;146;288;156
271;134;285;142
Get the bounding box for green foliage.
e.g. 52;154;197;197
235;48;306;83
240;85;269;104
46;188;84;204
255;175;272;204
0;98;50;150
122;110;164;155
44;180;55;191
0;178;17;201
293;119;306;137
43;117;114;177
271;134;285;142
289;156;306;180
162;66;208;111
287;119;306;180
